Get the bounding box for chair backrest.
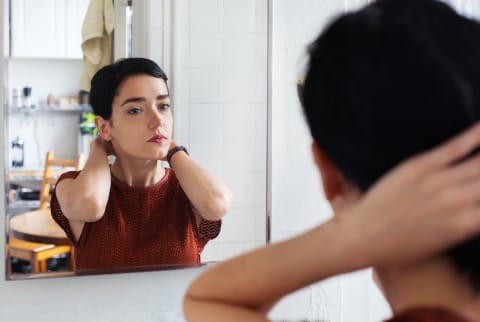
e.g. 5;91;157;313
39;151;84;210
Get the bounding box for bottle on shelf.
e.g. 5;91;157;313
11;136;24;167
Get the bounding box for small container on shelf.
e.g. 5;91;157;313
22;87;32;107
12;88;22;108
78;90;89;105
47;94;55;106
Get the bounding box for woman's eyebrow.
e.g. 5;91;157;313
157;94;170;100
120;94;170;107
120;97;145;106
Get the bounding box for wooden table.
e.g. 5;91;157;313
9;208;70;245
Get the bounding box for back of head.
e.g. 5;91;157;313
89;57;168;120
302;0;480;290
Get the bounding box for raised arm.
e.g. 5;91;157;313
55;136;112;223
183;123;480;322
168;142;232;221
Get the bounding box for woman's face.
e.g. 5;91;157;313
106;74;173;161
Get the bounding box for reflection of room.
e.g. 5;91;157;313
6;1;90;217
6;0;91;274
5;0;268;277
8;59;88;169
1;0;269;319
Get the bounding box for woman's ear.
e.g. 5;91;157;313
94;116;112;141
311;142;342;201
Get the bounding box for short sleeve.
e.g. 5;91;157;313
194;218;221;253
198;218;221;240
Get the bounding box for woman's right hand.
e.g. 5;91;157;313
91;135;115;156
344;122;480;268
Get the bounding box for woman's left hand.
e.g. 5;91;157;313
161;141;177;161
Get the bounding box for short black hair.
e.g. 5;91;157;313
89;57;168;119
302;0;480;290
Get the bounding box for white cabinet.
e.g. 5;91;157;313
65;0;90;58
10;0;89;59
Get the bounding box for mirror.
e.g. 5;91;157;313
4;0;269;279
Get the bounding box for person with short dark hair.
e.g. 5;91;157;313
183;0;480;320
51;58;232;271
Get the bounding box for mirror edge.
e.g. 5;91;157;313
2;0;273;279
1;0;7;280
266;0;272;245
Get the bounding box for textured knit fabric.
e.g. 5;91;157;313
385;307;470;322
50;168;221;270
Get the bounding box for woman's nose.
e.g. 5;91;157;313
148;108;164;128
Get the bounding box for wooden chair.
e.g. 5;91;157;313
39;151;84;210
8;238;73;273
9;151;84;273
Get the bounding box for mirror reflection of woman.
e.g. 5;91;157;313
51;58;232;271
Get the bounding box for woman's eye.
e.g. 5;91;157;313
158;104;170;111
127;107;141;115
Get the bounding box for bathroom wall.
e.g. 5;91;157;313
268;0;480;321
174;0;268;261
439;0;480;16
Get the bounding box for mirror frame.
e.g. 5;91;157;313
3;0;273;280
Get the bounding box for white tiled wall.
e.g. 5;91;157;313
269;0;391;321
440;0;480;17
147;0;268;262
269;1;480;322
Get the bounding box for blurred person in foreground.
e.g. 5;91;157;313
184;0;480;321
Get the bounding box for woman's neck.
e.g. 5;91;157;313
375;256;480;321
110;158;165;187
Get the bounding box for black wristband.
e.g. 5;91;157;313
167;146;189;167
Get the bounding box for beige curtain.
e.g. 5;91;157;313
79;0;115;91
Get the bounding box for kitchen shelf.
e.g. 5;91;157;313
8;104;93;114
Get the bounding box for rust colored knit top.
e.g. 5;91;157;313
50;168;221;271
385;307;470;322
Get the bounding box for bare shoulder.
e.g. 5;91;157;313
54;177;75;203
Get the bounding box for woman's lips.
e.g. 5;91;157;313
147;135;167;143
